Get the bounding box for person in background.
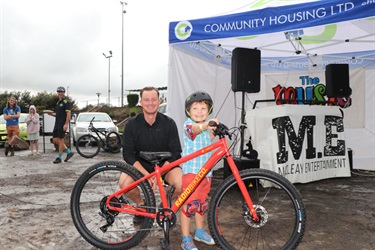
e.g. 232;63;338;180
49;86;74;164
3;96;21;156
122;111;136;127
180;91;218;250
25;105;40;155
119;86;182;228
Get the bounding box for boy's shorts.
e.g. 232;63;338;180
182;173;212;204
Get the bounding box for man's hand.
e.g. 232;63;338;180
149;176;157;192
44;110;55;116
134;161;157;191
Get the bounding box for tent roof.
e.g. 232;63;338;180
169;0;375;71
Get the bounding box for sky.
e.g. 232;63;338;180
0;0;252;108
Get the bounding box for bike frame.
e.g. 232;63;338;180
88;124;107;145
106;136;259;222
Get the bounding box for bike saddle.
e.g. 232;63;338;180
140;151;172;165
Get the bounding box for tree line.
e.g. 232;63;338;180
0;90;78;114
1;86;166;115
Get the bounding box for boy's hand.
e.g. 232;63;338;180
206;119;219;130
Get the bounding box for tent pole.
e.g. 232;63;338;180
240;91;245;158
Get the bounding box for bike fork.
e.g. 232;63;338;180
227;156;260;222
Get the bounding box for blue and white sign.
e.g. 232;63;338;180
170;0;374;44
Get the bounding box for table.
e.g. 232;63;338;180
245;104;351;183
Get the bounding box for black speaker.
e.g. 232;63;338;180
325;64;351;97
231;48;261;93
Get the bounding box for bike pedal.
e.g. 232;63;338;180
159;238;171;250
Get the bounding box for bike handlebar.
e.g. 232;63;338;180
208;121;231;140
88;117;95;130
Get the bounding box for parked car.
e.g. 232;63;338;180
71;112;118;146
0;113;29;146
158;103;167;115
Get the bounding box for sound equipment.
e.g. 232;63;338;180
348;148;353;171
231;48;261;93
325;64;351;97
223;157;259;180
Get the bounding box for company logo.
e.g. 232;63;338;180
175;21;193;40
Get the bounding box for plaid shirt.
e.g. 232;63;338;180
182;118;213;177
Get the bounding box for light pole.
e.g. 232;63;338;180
96;92;101;106
103;51;112;106
120;1;127;107
66;86;70;96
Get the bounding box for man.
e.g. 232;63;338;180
120;86;182;225
50;86;74;164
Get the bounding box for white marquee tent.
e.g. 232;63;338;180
167;0;375;173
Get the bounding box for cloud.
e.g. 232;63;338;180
1;0;251;108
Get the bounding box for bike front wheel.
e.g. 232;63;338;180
106;131;122;153
70;160;156;249
208;168;306;250
76;134;100;158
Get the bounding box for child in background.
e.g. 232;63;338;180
25;105;40;155
180;91;218;250
3;96;21;156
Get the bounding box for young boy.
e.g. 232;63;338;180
180;91;218;250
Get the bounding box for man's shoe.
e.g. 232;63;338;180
64;152;74;162
194;228;215;245
133;215;145;229
53;157;62;164
5;146;9;156
181;235;198;250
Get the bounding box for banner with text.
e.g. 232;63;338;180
169;0;374;44
246;105;351;183
264;69;365;128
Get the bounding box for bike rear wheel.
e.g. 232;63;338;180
208;168;306;250
106;131;122;153
76;134;100;158
70;160;156;249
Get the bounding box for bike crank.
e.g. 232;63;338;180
156;208;177;228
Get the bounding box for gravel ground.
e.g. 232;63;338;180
0;137;374;250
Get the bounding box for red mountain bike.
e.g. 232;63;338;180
70;122;306;249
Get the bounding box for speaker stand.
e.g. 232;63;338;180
239;91;246;158
224;91;259;180
238;91;259;162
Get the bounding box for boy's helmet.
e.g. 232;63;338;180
185;91;213;117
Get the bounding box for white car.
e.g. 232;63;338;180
71;112;118;146
158;103;167;116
